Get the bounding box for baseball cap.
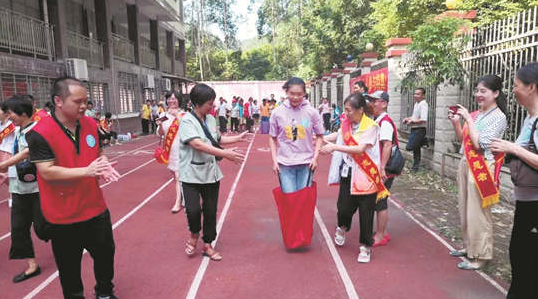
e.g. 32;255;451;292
367;90;389;102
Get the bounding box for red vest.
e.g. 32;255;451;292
32;116;107;224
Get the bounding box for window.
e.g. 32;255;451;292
118;72;138;114
0;73;53;108
85;82;109;113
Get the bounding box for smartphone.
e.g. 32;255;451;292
448;105;459;114
156;116;169;122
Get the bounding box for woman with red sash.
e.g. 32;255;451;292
157;91;185;213
448;75;507;270
322;93;389;263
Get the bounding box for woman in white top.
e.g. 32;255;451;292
490;63;538;298
0;102;15;187
157;91;185;213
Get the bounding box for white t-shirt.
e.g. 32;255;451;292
0;120;15;154
230;105;240;118
410;100;428;128
375;112;395;142
512;115;538;202
218;103;228;117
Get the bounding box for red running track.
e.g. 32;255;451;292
1;133;507;299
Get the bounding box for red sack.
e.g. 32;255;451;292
272;182;317;249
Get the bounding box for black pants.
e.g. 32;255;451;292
219;116;227;133
246;117;253;132
231;117;239;132
406;127;426;169
150;119;157;134
141;118;149;135
10;192;44;259
50;210;115;299
337;175;377;246
507;200;538;299
182;181;220;244
323;113;331;132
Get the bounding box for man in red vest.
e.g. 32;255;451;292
26;77;120;299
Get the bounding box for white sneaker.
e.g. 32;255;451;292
334;227;345;246
357;246;371;263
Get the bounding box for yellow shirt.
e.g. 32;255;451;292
141;104;151;120
261;104;270;117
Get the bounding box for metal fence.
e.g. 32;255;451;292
174;59;184;76
66;31;104;69
460;7;538;142
0;7;55;60
140;46;157;69
400;85;437;141
112;33;135;63
337;76;343;109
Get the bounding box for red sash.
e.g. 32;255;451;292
31;109;49;123
341;114;390;201
0;123;15;143
462;111;504;208
155;113;184;164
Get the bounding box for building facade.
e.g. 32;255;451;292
0;0;190;133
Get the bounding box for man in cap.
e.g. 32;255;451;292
368;90;399;247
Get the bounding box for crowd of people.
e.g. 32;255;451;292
1;61;538;299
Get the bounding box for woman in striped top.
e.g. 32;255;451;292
448;75;507;270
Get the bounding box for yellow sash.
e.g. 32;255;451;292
155;113;184;164
341;114;390;201
0;123;15;143
462;111;504;208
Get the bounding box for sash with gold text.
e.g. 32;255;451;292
341;114;390;201
155;113;184;164
0;123;15;144
462;111;504;208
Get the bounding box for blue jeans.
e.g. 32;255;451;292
278;164;313;193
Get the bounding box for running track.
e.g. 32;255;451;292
0;133;507;299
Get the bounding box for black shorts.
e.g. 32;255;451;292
375;177;395;212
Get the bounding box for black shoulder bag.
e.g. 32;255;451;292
190;111;224;161
507;117;538;187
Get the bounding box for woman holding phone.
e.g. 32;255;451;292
490;63;538;298
448;75;507;270
157;91;185;213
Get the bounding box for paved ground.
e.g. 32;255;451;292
392;166;514;285
0;133;510;299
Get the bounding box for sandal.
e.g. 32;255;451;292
171;205;184;214
202;246;223;261
185;238;198;256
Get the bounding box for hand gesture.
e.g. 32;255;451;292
381;168;388;182
321;142;336;154
456;104;471;121
223;147;245;165
448;108;460;123
86;156;120;182
490;138;516;155
272;161;280;174
309;158;318;171
237;131;253;143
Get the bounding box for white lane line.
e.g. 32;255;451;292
0;197;10;204
389;197;508;296
0;159;155;244
109;140;159;161
314;208;360;299
0;232;10;242
21;178;174;299
185;134;256;299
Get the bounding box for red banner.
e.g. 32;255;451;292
349;67;388;93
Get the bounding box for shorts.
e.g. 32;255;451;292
375;177;394;212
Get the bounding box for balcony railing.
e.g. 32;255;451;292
0;7;55;60
112;33;135;63
174;59;184;76
66;31;104;68
140;46;156;69
160;52;172;73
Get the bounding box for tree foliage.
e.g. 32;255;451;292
401;17;470;90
